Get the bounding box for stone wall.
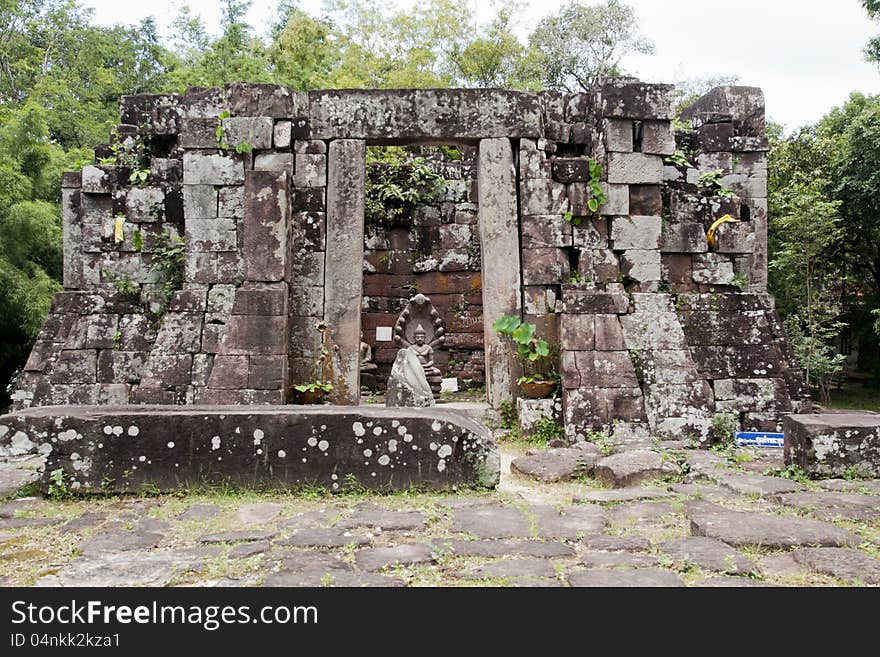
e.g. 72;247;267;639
9;81;810;443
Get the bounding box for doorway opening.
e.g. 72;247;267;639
359;144;486;405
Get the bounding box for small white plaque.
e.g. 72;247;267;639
440;378;459;393
376;326;393;341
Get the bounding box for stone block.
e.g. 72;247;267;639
221;116;273;150
606;152;664;184
692;253;735;285
294;140;327;154
325;139;366;404
562;288;629;314
661;223;707;253
218;186;244;218
522;248;569;285
715;222;755;254
578;248;619;284
552;158;591;182
561;314;594;351
243;169;290;282
81;166;112;194
611;216;661;250
232;283;289;316
573;219;609;249
226;83;309;118
521;178;569;215
247;355;287;390
185;252;243;284
519;149;551;179
294;153;327;188
640;121;675;155
183;185;218;219
520;214;572;248
124;187;165;221
600;81;675;120
0;405;500;492
179;118;219;148
183;152;245;185
97;351;147;384
222;315;288;356
621;249;661;283
628;185;662;216
523;286;558;315
273;121;292;148
310;89;542;140
254;152;294;171
186;217;237;252
594;315;626;350
604;118;633;152
51;350;97;384
598;183;629;216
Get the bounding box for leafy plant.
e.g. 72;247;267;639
730;272;748;291
294;381;333;393
364;149;446;227
499;399;518;430
103;269;141;305
128;168;150;185
586;158;606;212
132;228;144;252
235;141;253;154
710;411;738;444
295;321;334;400
664;148;694;169
48;468;71;500
493;315;558;383
698;169;736;199
563;210;581;227
149;230;186;314
531;416;564;444
216;110;231;150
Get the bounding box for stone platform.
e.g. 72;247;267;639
0;405;500;494
785;411;880;477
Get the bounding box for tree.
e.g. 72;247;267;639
528;0;653;91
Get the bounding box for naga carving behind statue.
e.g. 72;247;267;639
393;293;445;393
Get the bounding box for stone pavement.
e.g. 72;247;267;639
1;435;879;587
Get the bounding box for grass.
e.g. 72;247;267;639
826;381;880;412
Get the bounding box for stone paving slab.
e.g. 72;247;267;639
263;571;406;587
199;529;276;544
579;534;652;552
572;487;674;504
426;538;575;558
80;530;163;555
532;504;605;540
278;529;370;548
355;544;435;572
770;491;880;521
451;504;531;538
686;501;862;548
336;505;427;531
790;548;880;585
695;576;771;587
178;504;221;520
48;548;217;587
578;551;660;568
510;448;601;482
660;536;757;575
593;450;679;488
236;503;283;524
713;472;805;496
567;568;685;587
462;557;557;580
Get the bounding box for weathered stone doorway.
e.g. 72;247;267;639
324;136;522;408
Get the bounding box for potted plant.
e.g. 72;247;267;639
293;321;334;404
492;315;558;398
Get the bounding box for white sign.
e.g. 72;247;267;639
440;378;459;393
376;326;393;342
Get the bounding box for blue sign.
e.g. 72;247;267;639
735;431;785;448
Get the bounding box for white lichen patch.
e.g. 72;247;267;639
372;426;383;436
431;421;442;432
253;429;264;442
58;429;77;442
378;455;390;466
318;439;329;452
388;439;398;453
127;425;140;437
112;426;123;436
103;425;113;435
211;436;221;450
167;441;175;448
353;422;366;436
363;449;373;457
308;437;318;447
437;444;452;458
138;455;146;462
429;442;437;451
278;450;286;458
404;433;413;443
392;420;400;428
437;459;446;472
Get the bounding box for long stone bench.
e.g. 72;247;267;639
0;405;500;494
784;412;880;477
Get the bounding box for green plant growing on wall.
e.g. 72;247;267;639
364;149;446;227
586;158;606;212
710;411;738;444
730;272;748;291
294;321;334;400
150;230;185;313
664;148;694;169
235;141;253;154
103;269;141;305
216;110;231;150
48;468;71;500
698;169;736;199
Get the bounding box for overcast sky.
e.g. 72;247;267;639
79;0;880;130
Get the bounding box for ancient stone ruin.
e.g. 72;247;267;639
0;80;816;491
